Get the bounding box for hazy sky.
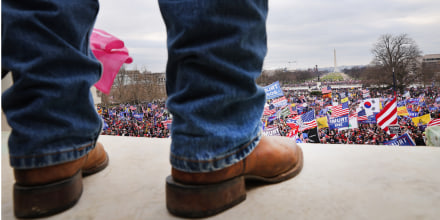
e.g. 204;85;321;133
94;0;440;72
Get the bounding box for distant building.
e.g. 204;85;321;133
422;54;440;64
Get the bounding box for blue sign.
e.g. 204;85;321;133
264;81;284;100
408;111;418;118
328;115;349;130
408;98;419;105
383;133;416;146
133;113;144;121
359;113;377;124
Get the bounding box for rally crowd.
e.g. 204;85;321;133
99;101;171;138
98;85;440;146
267;85;440;146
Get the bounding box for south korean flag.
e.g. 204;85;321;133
359;98;380;116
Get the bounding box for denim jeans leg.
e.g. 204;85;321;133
159;0;268;172
2;0;103;169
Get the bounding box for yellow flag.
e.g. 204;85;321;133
412;114;431;125
397;106;409;116
317;117;329;129
341;97;348;103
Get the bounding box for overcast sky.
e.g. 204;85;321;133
94;0;440;72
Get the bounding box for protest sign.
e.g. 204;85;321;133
263;126;281;136
388;125;401;135
264;81;284;100
383;133;416;146
328;115;349;130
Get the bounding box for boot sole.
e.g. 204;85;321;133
166;147;304;218
14;171;83;218
82;152;110;177
166;175;246;218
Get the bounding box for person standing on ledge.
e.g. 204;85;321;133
2;0;303;218
161;0;303;217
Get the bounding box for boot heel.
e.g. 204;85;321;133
166;175;246;218
14;171;83;218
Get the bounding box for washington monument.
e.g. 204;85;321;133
333;48;339;73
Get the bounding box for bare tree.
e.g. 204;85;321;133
343;66;366;79
371;34;422;91
112;65;129;102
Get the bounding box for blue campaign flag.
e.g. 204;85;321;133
359;113;377;124
429;107;438;111
133;113;144;121
408;98;419;105
383;133;416;146
264;81;284;100
408;111;418;118
328;115;349;130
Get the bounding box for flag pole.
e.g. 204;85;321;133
392;67;397;97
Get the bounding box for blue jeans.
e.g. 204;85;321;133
2;0;103;169
2;0;268;173
159;0;268;172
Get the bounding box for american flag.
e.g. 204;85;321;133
155;112;163;118
163;120;172;129
357;109;368;121
362;89;370;98
286;117;299;129
428;118;440;127
322;86;332;94
331;102;350;118
297;110;317;132
349;111;357;119
376;97;397;133
263;108;277;116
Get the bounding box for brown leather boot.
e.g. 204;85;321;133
166;136;303;218
13;142;109;218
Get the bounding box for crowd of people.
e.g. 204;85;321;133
267;85;440;146
283;79;362;88
98;85;440;146
99;101;171;138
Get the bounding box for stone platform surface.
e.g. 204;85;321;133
2;132;440;219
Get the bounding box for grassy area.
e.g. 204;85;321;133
321;72;344;81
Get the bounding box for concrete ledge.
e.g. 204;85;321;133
2;132;440;219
